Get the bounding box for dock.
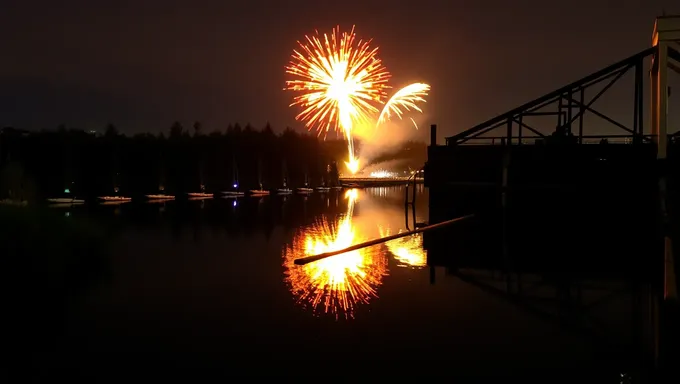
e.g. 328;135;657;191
340;176;423;188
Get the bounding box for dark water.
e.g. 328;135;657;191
43;186;640;380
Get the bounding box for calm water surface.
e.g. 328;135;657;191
51;186;630;379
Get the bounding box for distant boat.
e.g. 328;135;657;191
187;192;213;199
98;196;132;202
277;162;292;195
250;159;270;196
316;177;331;192
189;161;212;198
222;158;245;197
47;197;85;204
297;170;314;194
98;185;131;203
146;181;174;200
316;178;331;192
48;183;84;204
250;184;270;196
145;194;175;200
187;183;213;199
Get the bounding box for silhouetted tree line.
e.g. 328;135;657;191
0;122;364;201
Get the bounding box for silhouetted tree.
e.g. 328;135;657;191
104;124;119;138
263;122;274;137
169;121;183;139
0;123;427;201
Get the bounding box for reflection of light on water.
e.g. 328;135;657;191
372;187;389;198
283;189;388;319
366;186;403;198
379;226;427;268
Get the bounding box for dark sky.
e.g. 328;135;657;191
0;0;678;139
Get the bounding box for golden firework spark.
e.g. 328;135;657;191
285;26;390;173
283;189;388;319
377;83;431;129
285;26;430;175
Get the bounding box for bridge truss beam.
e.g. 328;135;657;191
446;47;657;146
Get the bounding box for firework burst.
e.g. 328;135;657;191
285;26;430;174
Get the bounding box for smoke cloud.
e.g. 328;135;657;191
353;114;429;171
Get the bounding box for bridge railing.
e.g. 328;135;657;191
456;134;657;146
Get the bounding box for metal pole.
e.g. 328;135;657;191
578;88;585;143
634;61;642;137
294;214;475;265
567;89;573;134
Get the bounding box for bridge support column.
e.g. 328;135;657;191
652;16;680;298
650;15;680;377
651;15;679;158
651;41;669;159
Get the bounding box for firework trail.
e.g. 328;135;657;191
377;83;431;130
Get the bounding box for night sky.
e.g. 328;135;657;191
1;0;678;140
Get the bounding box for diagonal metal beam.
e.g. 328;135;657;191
458;121;505;144
669;46;680;74
513;119;545;137
670;61;680;75
564;96;640;137
523;69;625;116
558;67;630;132
669;45;680;65
525;96;562;114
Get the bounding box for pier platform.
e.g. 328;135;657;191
339;177;423;188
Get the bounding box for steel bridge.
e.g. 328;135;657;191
444;16;679;155
419;15;679;380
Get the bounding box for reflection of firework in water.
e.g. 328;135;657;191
285;26;430;174
379;226;427;268
283;189;388;318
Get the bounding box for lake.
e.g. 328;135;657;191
38;186;641;380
